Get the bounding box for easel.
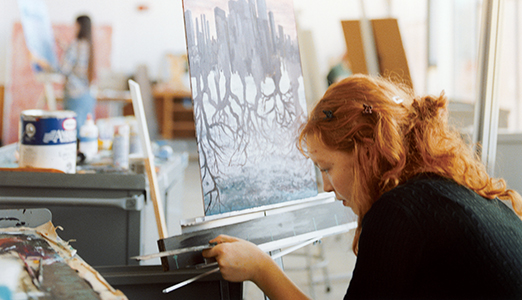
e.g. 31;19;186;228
35;72;63;111
154;193;356;298
134;1;359;298
129;80;168;240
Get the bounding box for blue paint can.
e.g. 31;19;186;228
19;109;77;173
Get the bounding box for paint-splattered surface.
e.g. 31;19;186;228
0;223;126;299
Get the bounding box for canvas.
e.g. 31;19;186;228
183;0;317;216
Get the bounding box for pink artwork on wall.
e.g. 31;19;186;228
5;23;112;144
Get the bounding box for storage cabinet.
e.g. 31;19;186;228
153;87;195;139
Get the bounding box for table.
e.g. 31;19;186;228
97;265;242;300
0;143;188;267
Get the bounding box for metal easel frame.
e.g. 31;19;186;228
158;193;356;271
473;0;504;176
153;193;356;298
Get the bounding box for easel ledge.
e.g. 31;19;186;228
157;193;357;272
180;192;338;232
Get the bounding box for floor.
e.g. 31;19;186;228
177;138;357;300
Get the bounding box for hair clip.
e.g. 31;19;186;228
323;110;334;120
392;96;404;104
362;104;373;114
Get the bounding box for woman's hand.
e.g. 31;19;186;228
202;234;272;283
29;52;52;72
202;234;311;300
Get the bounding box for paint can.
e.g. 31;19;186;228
19;109;77;173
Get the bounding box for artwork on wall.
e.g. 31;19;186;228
183;0;318;216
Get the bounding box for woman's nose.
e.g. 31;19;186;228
322;174;333;193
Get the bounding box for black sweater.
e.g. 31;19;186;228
345;173;522;300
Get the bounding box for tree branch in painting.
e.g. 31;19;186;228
184;0;317;215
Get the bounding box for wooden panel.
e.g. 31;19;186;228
341;20;368;75
371;18;413;88
341;19;412;89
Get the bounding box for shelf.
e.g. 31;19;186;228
172;103;193;112
153;85;195;139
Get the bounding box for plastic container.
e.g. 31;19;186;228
129;122;142;155
112;124;130;169
79;113;99;161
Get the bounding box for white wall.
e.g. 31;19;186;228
496;133;522;193
0;1;11;85
294;0;429;97
293;0;389;80
0;0;414;86
1;0;439;116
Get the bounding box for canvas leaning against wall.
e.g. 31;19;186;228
183;0;317;216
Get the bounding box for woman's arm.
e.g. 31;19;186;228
202;235;311;300
29;52;52;72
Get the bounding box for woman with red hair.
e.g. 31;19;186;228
203;74;522;299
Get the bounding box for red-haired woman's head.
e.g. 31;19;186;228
298;74;522;254
299;74;417;217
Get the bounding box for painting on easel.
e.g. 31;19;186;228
183;0;317;215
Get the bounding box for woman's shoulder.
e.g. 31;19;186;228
364;173;469;226
380;173;460;204
371;172;522;230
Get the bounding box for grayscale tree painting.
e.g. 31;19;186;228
183;0;317;216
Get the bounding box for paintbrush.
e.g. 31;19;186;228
18;253;41;289
132;242;218;261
